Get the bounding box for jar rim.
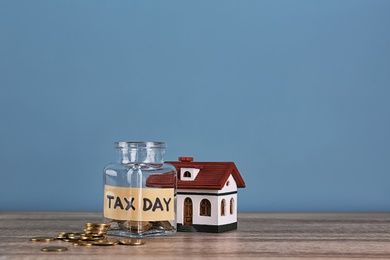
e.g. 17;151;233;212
115;142;166;149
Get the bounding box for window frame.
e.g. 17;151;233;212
199;199;211;217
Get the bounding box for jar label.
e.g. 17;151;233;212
104;185;175;221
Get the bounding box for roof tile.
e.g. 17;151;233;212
168;161;246;190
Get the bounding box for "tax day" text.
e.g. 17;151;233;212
106;195;172;212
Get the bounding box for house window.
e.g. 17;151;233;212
183;171;191;178
230;198;234;215
200;199;211;216
221;199;226;216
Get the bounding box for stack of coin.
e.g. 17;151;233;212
73;223;111;245
84;223;110;237
31;222;146;250
52;223;111;246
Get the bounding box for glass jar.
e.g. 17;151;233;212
103;142;177;238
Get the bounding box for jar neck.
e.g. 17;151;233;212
115;142;165;164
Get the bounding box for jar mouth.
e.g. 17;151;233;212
115;142;166;149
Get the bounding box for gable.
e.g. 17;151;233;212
220;174;237;192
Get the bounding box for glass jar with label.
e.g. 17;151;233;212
103;142;177;238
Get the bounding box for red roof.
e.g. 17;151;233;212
145;157;246;190
167;159;246;190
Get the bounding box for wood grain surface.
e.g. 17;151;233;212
1;212;390;259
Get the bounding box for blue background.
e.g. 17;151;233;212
1;0;389;212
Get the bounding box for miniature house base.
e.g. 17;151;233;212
167;157;246;233
177;223;237;233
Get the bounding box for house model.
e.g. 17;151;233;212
167;157;246;233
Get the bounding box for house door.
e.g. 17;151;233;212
183;198;193;226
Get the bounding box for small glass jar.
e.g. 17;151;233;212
103;142;177;238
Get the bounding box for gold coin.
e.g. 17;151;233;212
91;236;107;240
84;233;105;237
56;232;68;238
119;239;146;246
62;232;81;238
80;236;105;241
91;234;106;237
83;230;107;235
158;221;174;230
85;226;108;229
30;236;55;242
65;232;80;235
92;239;108;243
85;230;108;233
128;221;150;227
41;246;68;252
56;233;72;240
142;222;153;232
85;225;109;228
92;240;118;246
152;221;173;230
78;235;92;240
85;223;110;228
72;241;93;246
121;221;152;232
68;235;82;240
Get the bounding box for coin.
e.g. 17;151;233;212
56;232;68;239
84;230;107;235
85;222;108;226
119;239;146;246
85;223;110;228
79;235;105;241
153;221;174;230
32;222;114;249
30;236;55;242
56;232;76;240
121;221;152;231
92;240;118;246
41;246;68;252
91;236;107;240
66;232;81;236
87;229;107;232
72;241;93;246
83;223;109;237
67;235;83;241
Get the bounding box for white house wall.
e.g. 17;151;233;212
217;194;237;225
177;195;184;224
177;174;238;226
194;194;218;226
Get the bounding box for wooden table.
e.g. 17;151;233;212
1;212;390;259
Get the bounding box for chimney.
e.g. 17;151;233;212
178;156;194;162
